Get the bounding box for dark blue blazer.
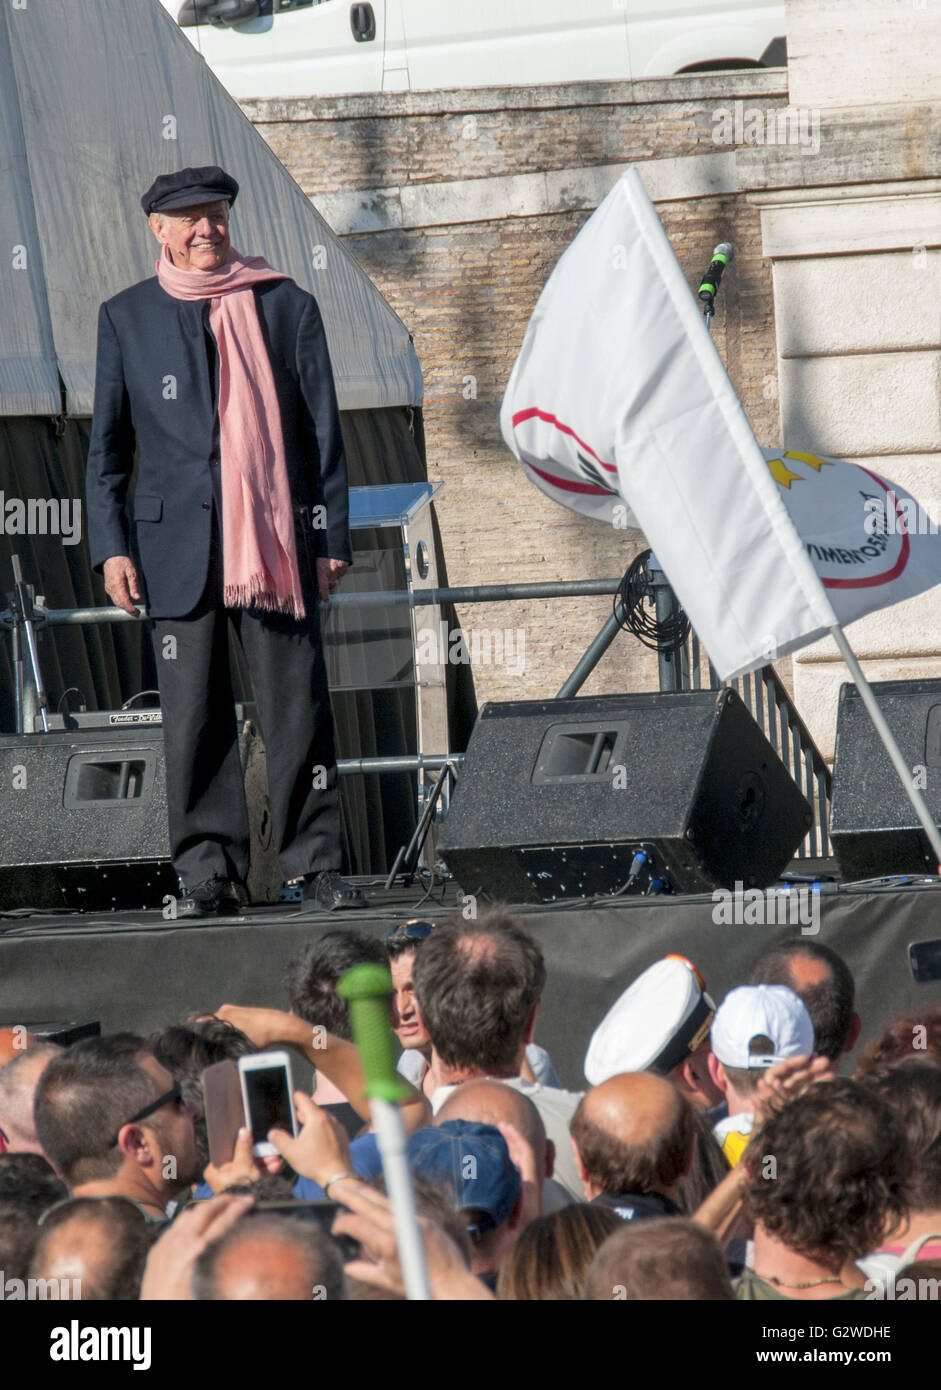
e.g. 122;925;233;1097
86;275;352;618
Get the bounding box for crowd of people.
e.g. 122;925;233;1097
0;906;939;1301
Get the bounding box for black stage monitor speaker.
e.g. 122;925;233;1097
0;720;279;910
438;690;813;902
830;678;941;880
0;727;174;910
0;727;171;866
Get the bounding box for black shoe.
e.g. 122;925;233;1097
176;877;240;920
283;871;365;912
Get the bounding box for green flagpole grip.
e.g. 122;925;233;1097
337;963;411;1103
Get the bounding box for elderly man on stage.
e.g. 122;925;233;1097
86;165;363;917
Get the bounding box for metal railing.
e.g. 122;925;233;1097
682;629;832;860
3;573;831;858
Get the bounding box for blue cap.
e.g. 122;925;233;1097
408;1120;521;1232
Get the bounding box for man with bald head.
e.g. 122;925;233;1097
749;938;860;1063
191;1211;347;1300
29;1197;156;1300
435;1079;570;1215
570;1073;695;1222
0;1043;61;1155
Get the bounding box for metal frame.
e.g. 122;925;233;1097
681;633;832;861
2;570;830;859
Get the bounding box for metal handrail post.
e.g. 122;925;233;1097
556;608;627;699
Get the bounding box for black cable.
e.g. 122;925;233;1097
607;849;651;899
121;690;161;709
614;549;690;654
57;687;86;714
407;868;450;911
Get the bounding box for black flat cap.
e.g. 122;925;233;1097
141;165;239;215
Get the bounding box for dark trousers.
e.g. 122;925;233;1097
150;526;341;889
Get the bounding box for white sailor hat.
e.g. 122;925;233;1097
584;954;716;1086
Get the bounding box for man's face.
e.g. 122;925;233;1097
137;1055;200;1189
149;200;231;272
389;951;431;1052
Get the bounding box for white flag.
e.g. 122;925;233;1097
501;168;941;680
762;448;941;631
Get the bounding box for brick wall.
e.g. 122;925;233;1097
245;75;788;706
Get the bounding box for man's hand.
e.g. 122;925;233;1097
753;1054;834;1124
214;1009;428;1129
215;1003;309;1054
139;1192;254;1300
332;1182;494;1301
103;556;142;617
316;557;348;605
269;1091;353;1189
203;1126;283;1195
497;1120;541;1228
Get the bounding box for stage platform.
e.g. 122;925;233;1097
1;877;937;1089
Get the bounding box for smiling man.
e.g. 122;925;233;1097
151;198;232;273
86;165;362;916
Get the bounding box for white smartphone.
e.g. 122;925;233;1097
237;1050;297;1158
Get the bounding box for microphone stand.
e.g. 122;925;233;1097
10;555;50;733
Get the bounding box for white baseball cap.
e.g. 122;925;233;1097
584;955;715;1086
710;984;814;1069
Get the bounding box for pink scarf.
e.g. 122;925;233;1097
157;245;305;618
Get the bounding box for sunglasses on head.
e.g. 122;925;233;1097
383;919;433;944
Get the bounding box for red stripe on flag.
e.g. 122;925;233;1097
512;408;617;474
525;463;614;496
823;467;911;589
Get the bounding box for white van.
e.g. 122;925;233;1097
157;1;786;101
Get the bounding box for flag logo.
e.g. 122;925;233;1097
764;450;912;592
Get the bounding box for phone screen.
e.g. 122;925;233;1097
243;1065;293;1143
910;938;941;983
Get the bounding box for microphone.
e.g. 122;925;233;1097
698;242;734;311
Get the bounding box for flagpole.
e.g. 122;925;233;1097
829;624;941;873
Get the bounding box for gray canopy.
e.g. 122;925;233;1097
0;0;423;415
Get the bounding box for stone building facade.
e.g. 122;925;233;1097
246;71;787;709
244;0;941;762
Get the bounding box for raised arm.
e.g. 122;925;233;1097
214;1003;431;1132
